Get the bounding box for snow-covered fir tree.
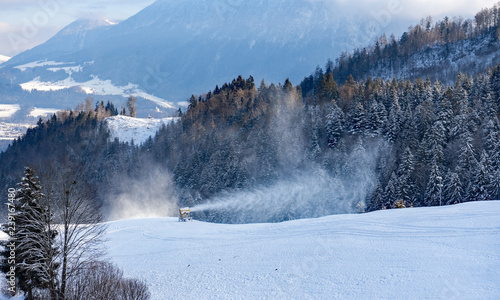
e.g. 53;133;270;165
444;169;464;205
0;167;58;300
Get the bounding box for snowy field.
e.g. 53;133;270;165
0;105;20;118
19;74;175;109
106;201;500;300
106;115;178;145
28;107;60;118
0;55;11;65
0;122;33;141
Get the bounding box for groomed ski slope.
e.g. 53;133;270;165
107;201;500;299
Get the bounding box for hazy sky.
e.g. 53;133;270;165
0;0;497;57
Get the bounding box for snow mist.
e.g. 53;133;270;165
105;167;179;220
186;91;388;223
190;143;380;223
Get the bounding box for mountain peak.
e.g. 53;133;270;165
57;17;119;36
2;0;411;105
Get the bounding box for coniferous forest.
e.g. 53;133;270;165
1;8;500;223
1;64;499;222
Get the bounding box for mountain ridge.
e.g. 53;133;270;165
0;0;410;106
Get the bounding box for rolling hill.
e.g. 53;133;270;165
104;201;500;299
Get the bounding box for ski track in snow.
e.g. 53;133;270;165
105;201;500;300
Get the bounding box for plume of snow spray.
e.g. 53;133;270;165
105;167;179;220
188;91;385;223
191;151;378;224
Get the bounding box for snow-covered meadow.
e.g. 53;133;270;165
0;105;20;118
106;201;500;299
105;115;178;145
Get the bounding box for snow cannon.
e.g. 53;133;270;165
179;207;192;222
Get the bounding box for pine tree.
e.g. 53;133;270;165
310;124;322;160
369;183;385;211
416;95;436;139
425;121;446;164
489;169;500;200
444;169;463;205
470;151;492;201
453;83;469;116
437;92;453;141
384;172;399;208
349;102;366;136
491;63;500;103
0;167;58;299
385;106;400;143
457;133;478;201
425;158;443;206
367;100;387;137
326;105;345;148
483;117;500;169
398;147;417;205
315;73;339;104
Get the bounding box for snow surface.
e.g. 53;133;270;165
20;76;175;109
14;60;69;72
28;107;60;118
0;55;10;64
105;115;178;144
105;19;119;26
47;65;83;75
0;122;32;141
0;104;20;118
105;201;500;300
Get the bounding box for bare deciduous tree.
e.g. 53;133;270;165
38;161;107;300
65;261;150;300
55;168;107;300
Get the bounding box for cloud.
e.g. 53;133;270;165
1;0;497;56
312;0;498;19
0;0;155;56
0;23;62;56
398;0;497;18
0;22;10;32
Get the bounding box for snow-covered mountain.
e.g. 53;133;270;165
104;201;500;299
0;55;10;65
0;0;411;109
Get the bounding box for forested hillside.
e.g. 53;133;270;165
300;3;500;94
1;5;500;223
1;64;499;222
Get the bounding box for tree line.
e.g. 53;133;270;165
300;2;500;92
1;62;499;222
